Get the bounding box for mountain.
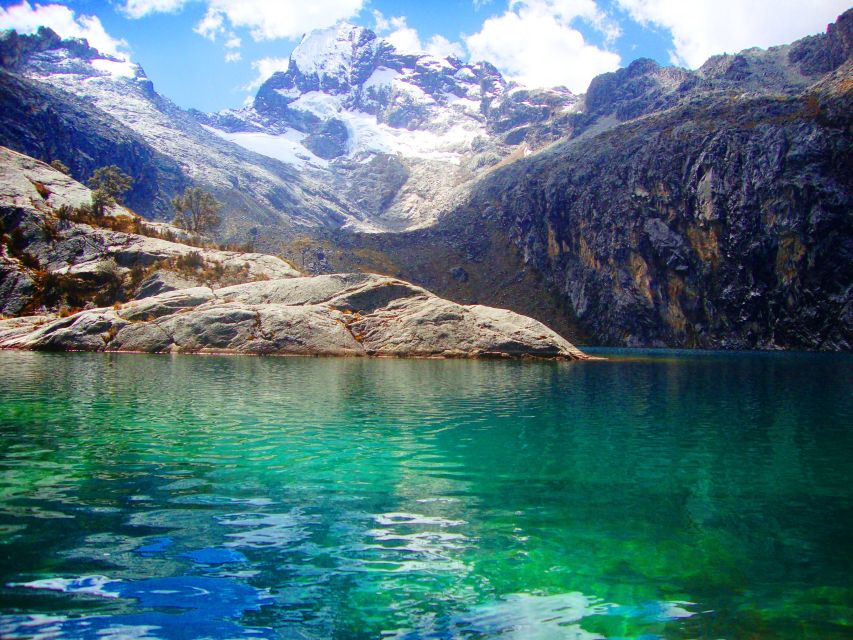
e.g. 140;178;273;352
0;11;851;350
194;22;577;231
0;24;573;234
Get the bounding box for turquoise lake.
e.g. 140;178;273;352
0;349;851;639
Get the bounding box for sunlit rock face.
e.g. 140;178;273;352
0;273;589;359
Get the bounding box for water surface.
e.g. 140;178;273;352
0;350;851;639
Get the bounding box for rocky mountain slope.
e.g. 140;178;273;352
0;146;586;359
0;27;362;233
0;23;574;234
464;65;852;350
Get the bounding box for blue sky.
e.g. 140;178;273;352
0;1;849;112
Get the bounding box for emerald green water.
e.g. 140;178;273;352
0;350;851;639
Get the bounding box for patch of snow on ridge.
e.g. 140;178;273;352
343;113;478;162
361;68;432;103
202;126;329;170
363;67;401;89
288;92;344;119
91;58;137;79
444;93;482;114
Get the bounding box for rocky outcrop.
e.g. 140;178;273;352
0;146;299;315
0;273;587;358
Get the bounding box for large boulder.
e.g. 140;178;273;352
0;273;589;359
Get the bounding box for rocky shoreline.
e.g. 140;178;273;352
0;273;591;359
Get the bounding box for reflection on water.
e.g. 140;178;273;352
0;350;851;639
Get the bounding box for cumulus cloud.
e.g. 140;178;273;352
194;7;224;40
245;56;290;91
617;0;851;68
122;0;188;19
0;1;129;59
465;0;621;91
124;0;365;41
426;35;465;59
373;11;465;58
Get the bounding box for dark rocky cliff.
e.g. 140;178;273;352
460;62;852;350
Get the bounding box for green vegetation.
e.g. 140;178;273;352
49;159;70;175
171;187;222;235
88;165;133;217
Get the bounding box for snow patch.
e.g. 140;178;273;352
91;58;137;79
288;91;343;119
274;86;302;99
203;126;329;169
342;111;478;162
444;93;481;113
291;23;368;84
418;55;453;70
454;67;476;81
363;67;402;89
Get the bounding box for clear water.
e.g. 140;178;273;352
0;350;851;639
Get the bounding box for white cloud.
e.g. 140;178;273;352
224;33;241;49
123;0;365;41
225;51;241;62
245;56;290;91
617;0;851;68
465;0;621;91
426;35;465;59
0;1;129;59
199;0;364;41
194;7;224;40
373;11;466;58
385;23;421;53
122;0;188;19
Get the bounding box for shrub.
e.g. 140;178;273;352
50;160;70;175
172;187;222;235
18;251;41;269
42;218;60;242
88;166;133;217
175;251;204;271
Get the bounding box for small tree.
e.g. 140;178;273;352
88;166;133;217
171;187;222;235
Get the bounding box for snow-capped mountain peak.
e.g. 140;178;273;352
289;22;379;91
189;21;579;230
